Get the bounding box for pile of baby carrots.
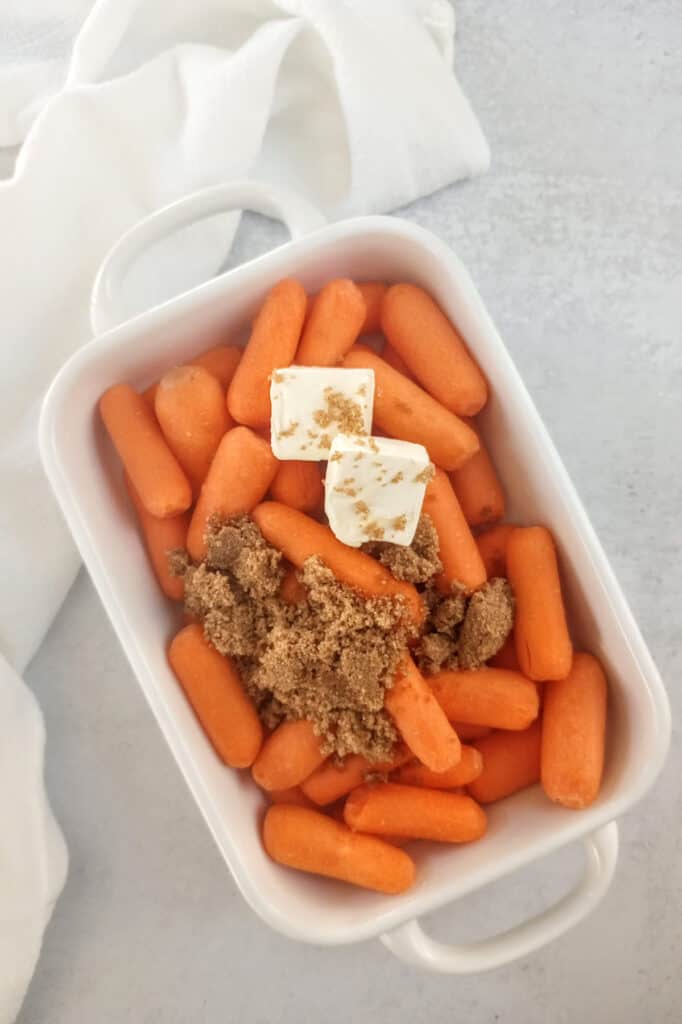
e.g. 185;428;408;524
99;277;608;897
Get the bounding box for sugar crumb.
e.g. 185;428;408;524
414;464;435;485
313;389;366;435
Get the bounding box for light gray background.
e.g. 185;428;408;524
19;2;682;1022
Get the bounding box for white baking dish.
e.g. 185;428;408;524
40;181;670;974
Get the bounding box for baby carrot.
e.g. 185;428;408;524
381;283;487;416
227;278;307;427
541;652;607;809
263;804;415;894
301;755;368;806
279;567;308;605
356;282;387;334
252;719;326;791
154;365;231;496
142;383;158;409
296;278;366;365
168;624;263;767
507;526;573;681
475;523;514;579
430;668;539;730
381;343;415;379
270;460;324;513
191;344;241;388
345;783;487;844
394;745;483;789
124;475;188;600
384;656;461;772
449;421;505;527
268;787;315;809
186;427;277;562
489;632;520;671
450;721;493;741
252;502;425;627
99;384;192;517
301;748;412;807
468;721;542;804
343;345;479;470
422;468;487;593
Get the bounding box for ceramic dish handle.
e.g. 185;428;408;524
381;821;618;974
90;181;327;335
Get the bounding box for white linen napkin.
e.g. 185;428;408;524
0;1;488;1019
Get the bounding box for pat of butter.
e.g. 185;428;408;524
270;367;375;461
325;435;432;547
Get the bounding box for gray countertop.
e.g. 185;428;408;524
19;2;682;1021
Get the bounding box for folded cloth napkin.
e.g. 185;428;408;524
0;1;488;1018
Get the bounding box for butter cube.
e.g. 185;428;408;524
270;367;374;461
325;435;432;547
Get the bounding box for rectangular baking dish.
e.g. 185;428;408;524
40;182;670;972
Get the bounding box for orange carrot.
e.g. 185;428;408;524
343;345;479;470
270;460;324;513
468;722;542;803
381;342;415;379
279;567;308;605
154;365;231;496
356;281;387;334
168;624;263;767
430;668;539;730
252;502;424;627
475;523;514;579
384;656;461;772
227;278;307;427
381;283;487;416
301;747;412;807
541;652;607;809
99;383;192;517
423;469;487;593
489;632;520;671
263;804;415;894
450;721;493;741
191;344;241;388
394;746;483;789
252;719;326;791
449;421;505;527
142;382;158;409
268;787;315;809
124;475;189;600
345;783;486;844
186;427;277;561
296;278;365;365
301;755;369;806
507;526;573;681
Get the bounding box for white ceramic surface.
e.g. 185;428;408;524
39;184;669;973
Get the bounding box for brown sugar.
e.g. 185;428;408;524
313;387;367;436
204;516;283;598
181;519;410;762
416;577;514;674
458;578;514;669
363;514;442;584
418;632;458;676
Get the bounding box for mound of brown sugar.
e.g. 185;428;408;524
363;514;442;583
180;517;411;761
416;578;514;675
458;577;514;668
